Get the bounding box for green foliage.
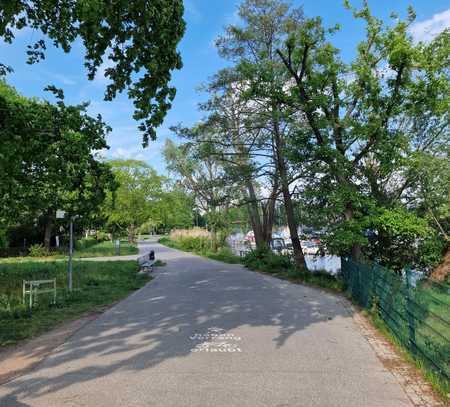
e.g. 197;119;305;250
323;220;370;257
102;159;194;239
94;231;110;242
0;0;185;144
0;81;116;239
75;237;100;251
272;2;449;267
0;260;148;346
170;236;212;252
369;208;444;271
205;248;242;264
0;227;8;250
159;236;242;264
74;240;138;258
243;248;293;274
28;244;50;257
103;160;165;239
164;138;233;219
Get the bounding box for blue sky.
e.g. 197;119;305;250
1;0;449;174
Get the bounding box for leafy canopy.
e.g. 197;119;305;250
0;0;185;145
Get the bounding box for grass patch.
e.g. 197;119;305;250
0;259;149;347
74;240;138;258
0;240;138;263
242;248;344;292
159;237;242;265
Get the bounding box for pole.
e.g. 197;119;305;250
405;267;416;355
68;217;73;292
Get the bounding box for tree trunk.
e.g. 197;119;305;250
127;224;136;243
245;181;267;249
281;177;307;271
262;181;278;244
344;205;362;262
43;214;53;251
272;113;307;272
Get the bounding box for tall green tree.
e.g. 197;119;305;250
276;2;449;265
195;69;280;250
163;137;234;251
0;0;185;144
215;0;308;270
0;81;116;249
103;159;165;242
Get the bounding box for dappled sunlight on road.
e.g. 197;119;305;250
0;242;413;407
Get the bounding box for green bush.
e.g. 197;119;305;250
175;236;211;252
243;248;293;274
205;247;241;264
28;244;49;257
95;231;110;242
75;237;99;250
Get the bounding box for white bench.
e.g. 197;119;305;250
23;279;56;308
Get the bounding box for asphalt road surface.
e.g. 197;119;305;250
0;240;413;407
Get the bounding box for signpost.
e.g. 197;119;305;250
68;217;73;291
56;210;74;292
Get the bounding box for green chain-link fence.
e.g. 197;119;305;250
341;258;450;385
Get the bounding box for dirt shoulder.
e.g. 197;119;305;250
346;302;446;407
0;311;101;385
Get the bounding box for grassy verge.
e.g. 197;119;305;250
242;248;344;292
0;260;149;347
0;240;138;263
74;240;138;258
159;237;242;264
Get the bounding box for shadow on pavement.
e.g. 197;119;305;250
0;241;350;406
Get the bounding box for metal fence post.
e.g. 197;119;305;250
68;217;73;292
405;267;416;355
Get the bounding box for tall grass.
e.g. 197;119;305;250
160;229;242;264
0;260;148;346
168;228;213;252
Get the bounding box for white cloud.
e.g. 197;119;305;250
110;147;146;161
409;9;450;43
103;125;165;165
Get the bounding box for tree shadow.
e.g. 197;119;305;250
0;242;351;406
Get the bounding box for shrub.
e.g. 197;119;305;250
28;244;49;257
168;228;213;252
75;237;107;250
177;236;211;252
169;227;211;240
243;248;293;274
95;231;110;242
206;248;241;264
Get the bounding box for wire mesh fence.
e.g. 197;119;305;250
341;258;450;385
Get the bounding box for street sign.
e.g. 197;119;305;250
56;210;66;219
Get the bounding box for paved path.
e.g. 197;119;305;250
0;241;414;407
